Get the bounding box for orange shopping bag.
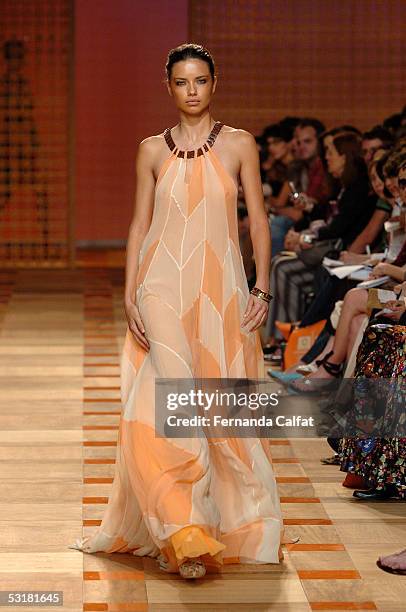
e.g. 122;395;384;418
282;320;326;370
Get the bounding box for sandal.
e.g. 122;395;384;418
288;351;343;394
376;558;406;575
320;454;340;465
179;557;206;579
376;550;406;575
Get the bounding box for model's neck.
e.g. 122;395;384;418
176;111;215;146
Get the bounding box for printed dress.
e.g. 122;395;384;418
69;121;283;570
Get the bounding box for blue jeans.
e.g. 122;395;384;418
270;215;294;257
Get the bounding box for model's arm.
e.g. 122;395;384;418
239;131;271;293
124;138;156;349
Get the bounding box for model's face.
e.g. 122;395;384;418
324;140;345;178
295;126;319;161
362;138;383;165
166;59;216;113
267;137;290;161
369;166;385;200
398;166;406;204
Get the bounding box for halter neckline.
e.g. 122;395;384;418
164;121;224;158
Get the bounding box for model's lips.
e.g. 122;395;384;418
186;100;200;105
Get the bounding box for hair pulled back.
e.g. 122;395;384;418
165;43;215;80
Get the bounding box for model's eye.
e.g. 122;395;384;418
197;79;207;84
175;81;185;86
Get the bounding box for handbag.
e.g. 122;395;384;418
283;319;327;370
297;238;343;267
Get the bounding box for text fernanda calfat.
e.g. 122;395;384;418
166;415;315;427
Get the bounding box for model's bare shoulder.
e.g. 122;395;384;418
136;133;168;172
138;133;166;154
220;125;256;148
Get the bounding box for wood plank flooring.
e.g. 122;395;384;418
0;265;405;611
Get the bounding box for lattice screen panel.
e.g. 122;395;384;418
0;0;73;267
190;0;406;136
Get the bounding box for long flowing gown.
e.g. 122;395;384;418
69;121;283;570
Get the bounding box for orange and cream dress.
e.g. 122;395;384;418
69;121;283;570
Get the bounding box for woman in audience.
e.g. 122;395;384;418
339;318;406;501
289;269;405;390
263;132;375;353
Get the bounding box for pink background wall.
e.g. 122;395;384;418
75;0;188;242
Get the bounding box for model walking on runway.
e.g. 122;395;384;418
70;43;282;579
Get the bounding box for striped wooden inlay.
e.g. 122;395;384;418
299;570;361;580
83;411;121;415
84;459;116;464
310;603;377;611
280;497;320;503
84;571;144;580
276;477;311;483
83;497;108;504
83;604;148;611
287;544;346;551
284;518;333;525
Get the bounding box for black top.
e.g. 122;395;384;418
317;174;376;248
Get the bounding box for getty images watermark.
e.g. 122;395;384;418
155;377;405;439
155;378;317;438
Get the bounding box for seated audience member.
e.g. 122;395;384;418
383;112;404;138
281;158;406;373
361;125;393;165
290;266;405;389
339;322;405;501
340;152;394;260
263;131;375;350
262;122;295;204
270;118;330;256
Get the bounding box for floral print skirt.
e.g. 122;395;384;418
339;324;406;497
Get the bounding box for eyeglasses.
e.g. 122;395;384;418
398;178;406;189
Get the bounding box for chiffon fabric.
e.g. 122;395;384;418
69;123;283;570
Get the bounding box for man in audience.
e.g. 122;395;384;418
270;118;330;256
361;125;393;165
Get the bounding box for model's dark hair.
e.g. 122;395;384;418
332;132;367;187
165;43;215;80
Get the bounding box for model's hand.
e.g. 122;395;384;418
125;301;150;351
241;294;269;332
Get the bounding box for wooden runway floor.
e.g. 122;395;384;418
0;266;405;611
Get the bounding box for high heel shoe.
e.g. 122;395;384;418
179;557;206;579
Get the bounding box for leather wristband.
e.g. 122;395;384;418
250;286;273;303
